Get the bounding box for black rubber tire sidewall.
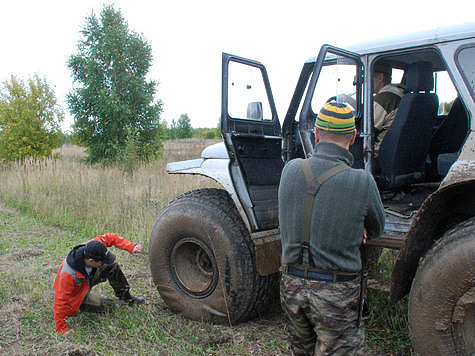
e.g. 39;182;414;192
409;217;475;355
149;189;256;324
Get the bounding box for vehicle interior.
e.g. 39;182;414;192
377;54;468;188
344;49;471;193
365;50;469;234
285;47;472;238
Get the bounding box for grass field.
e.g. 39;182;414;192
0;139;412;355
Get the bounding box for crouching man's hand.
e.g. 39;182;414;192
132;244;145;256
58;326;72;334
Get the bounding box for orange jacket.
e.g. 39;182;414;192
53;233;137;334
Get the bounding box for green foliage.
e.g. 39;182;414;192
191;127;220;139
169;113;193;139
166;116;220;140
366;292;411;354
439;100;454;115
0;75;64;162
59;132;73;145
116;126;160;175
67;5;164;164
365;249;412;354
177;113;192;138
193;118;221;139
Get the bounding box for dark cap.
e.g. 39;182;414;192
374;63;392;75
84;240;116;264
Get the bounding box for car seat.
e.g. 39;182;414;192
377;61;439;190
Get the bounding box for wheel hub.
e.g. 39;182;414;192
170;237;219;298
453;287;475;355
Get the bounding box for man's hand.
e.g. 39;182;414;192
58;327;72;334
132;244;146;256
362;227;368;245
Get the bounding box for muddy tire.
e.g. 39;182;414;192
149;188;278;324
409;217;475;355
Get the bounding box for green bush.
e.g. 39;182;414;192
0;75;64;162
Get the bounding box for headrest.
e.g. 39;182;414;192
405;61;434;92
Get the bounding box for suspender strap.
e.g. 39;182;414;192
298;159;350;266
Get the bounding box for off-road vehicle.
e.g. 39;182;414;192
149;23;475;355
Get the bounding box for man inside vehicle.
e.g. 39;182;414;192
373;63;406;156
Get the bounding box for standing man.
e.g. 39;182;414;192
278;102;385;355
54;233;146;334
373;63;406;156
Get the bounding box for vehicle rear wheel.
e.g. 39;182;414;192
149;188;278;324
409;217;475;355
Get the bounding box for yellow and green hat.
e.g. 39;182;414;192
316;102;355;134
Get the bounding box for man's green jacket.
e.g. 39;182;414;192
278;141;385;273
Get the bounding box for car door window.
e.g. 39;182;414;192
311;55;360;114
228;61;272;122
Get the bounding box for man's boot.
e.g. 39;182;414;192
118;292;146;306
94;262;146;306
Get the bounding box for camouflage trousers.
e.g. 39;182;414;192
80;262;131;313
280;272;364;356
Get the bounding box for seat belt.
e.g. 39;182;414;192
298;159;350;267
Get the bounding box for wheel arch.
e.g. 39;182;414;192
166;158;253;232
390;179;475;303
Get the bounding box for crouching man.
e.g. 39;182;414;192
54;233;146;334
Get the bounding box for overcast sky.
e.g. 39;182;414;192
0;0;473;131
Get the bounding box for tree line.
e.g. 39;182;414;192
59;113;220;145
166;113;219;140
0;5;218;165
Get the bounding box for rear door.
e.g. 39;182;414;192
221;53;283;231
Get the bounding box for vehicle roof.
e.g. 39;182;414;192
306;22;475;63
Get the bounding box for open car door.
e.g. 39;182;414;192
299;46;364;166
221;53;283;232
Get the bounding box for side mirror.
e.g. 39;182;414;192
247;102;263;120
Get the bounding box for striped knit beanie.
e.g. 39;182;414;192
316;102;355;134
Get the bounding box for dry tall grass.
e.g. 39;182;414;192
0;139;220;245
